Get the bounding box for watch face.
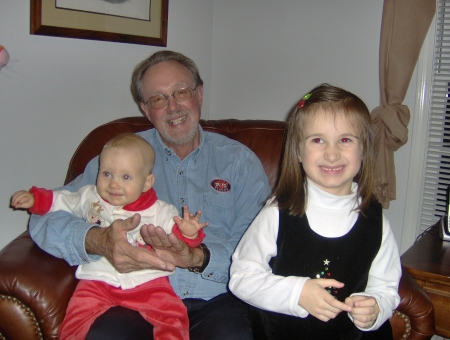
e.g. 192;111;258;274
188;266;201;273
187;243;209;273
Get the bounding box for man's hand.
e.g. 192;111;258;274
85;214;175;273
345;295;379;329
299;279;352;322
140;223;204;269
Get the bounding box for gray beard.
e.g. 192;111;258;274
160;112;198;147
161;125;197;147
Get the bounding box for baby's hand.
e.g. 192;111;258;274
299;279;352;322
345;295;379;329
11;190;34;209
173;206;209;239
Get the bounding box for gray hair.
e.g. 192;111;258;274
131;50;204;103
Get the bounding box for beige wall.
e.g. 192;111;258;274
0;0;418;252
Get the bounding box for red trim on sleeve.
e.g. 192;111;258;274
29;186;53;215
172;224;206;247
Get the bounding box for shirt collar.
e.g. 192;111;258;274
192;126;204;161
122;188;158;211
307;179;359;211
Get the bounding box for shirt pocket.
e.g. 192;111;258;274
202;192;235;238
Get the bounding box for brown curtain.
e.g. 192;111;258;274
371;0;435;208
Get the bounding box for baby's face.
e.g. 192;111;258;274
96;147;152;206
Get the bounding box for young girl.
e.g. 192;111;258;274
229;84;401;339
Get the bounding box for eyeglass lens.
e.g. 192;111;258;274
147;88;194;109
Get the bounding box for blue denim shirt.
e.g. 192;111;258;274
29;126;271;300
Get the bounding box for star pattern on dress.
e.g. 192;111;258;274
315;258;339;297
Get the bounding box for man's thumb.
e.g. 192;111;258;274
124;213;141;230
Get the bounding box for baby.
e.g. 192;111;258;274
11;133;208;340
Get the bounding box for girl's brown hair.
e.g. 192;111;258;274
272;83;375;216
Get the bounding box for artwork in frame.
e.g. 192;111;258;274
30;0;168;46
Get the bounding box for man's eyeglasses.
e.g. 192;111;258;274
144;86;198;110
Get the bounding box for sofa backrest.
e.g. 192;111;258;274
65;117;286;190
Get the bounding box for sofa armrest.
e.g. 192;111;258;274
390;267;435;340
0;231;78;340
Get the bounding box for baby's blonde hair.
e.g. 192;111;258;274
103;133;155;175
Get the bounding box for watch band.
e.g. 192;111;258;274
188;243;210;273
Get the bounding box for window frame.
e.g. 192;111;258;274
401;8;442;254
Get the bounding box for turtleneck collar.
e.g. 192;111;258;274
307;179;359;211
121;188;158;211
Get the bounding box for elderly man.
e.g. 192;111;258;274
29;50;271;339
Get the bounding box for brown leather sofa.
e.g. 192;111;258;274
0;117;435;340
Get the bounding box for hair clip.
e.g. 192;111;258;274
297;93;312;109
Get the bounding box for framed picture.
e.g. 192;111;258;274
30;0;168;46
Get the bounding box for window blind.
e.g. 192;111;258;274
419;0;450;233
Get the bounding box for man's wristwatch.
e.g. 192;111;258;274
188;243;210;273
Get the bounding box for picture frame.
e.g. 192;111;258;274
30;0;168;46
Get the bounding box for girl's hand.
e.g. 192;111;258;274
173;206;209;239
11;190;34;209
345;295;379;329
299;279;352;322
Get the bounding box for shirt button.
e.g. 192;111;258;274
180;198;185;203
179;170;183;175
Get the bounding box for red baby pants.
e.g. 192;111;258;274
59;277;189;340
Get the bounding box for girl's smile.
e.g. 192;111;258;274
298;109;363;196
